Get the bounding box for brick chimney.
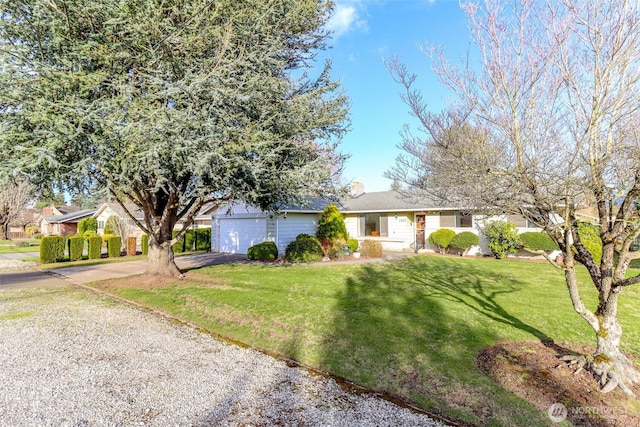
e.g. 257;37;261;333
350;181;365;197
42;204;54;216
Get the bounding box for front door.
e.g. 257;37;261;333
415;214;426;251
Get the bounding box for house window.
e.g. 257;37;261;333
97;220;105;230
507;215;537;228
439;212;472;228
358;214;388;237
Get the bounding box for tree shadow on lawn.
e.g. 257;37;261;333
318;256;578;426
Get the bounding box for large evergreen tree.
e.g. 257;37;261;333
0;0;349;276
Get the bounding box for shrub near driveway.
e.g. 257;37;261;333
90;256;640;425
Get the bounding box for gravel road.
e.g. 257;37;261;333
0;286;446;426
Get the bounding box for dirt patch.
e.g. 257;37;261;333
94;271;229;291
477;340;640;426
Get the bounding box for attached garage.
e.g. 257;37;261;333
216;216;267;254
211;203;323;256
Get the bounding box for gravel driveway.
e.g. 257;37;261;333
0;286;445;426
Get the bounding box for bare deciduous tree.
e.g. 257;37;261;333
387;0;640;396
0;178;33;240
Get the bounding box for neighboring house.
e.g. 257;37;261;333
7;208;40;238
93;202;217;241
93;203;146;239
210;186;542;256
37;205;96;236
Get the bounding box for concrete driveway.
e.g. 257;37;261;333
0;253;248;290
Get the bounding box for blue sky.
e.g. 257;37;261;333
321;0;470;192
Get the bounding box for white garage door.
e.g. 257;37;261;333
218;218;267;254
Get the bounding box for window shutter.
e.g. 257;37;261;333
380;214;389;237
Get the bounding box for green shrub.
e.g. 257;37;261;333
77;217;97;236
107;236;122;257
126;237;137;256
14;240;31;248
577;222;602;264
285;234;324;263
101;233;116;248
519;231;559;252
88;235;102;259
195;228;211;251
428;228;456;254
483;221;521;259
83;230;97;239
184;229;196;251
247;241;278;261
141;234;149;255
348;238;359;253
40;236;67;264
68;235;85;261
449;231;480;255
316;204;348;241
359;239;383;258
172;230;186;253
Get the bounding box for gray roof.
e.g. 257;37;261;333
279;191;457;214
277;196;341;213
41;208;97;224
341;191;445;212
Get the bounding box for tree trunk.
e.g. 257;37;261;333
590;312;640;396
146;240;183;277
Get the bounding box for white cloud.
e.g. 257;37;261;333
326;2;367;39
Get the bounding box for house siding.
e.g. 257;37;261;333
274;213;319;256
344;212;415;252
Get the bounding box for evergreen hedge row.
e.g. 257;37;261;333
68;236;85;261
173;228;211;253
40;236;67;264
172;230;186;253
88;235;102;259
141;234;149;255
107;236;122;258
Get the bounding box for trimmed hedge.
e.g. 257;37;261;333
101;234;116;248
107;236;122;258
68;235;85;261
88;235;102;259
428;228;456;254
195;228;211;251
172;230;186;253
40;236;67;264
141;234;149;255
174;228;212;252
519;231;559;252
126;237;137;256
449;231;480;255
247;241;278;261
359;239;383;258
285;234;324;263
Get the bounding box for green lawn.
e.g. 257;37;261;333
0;239;40;253
90;255;640;426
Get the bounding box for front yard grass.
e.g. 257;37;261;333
0;239;40;253
90;255;640;426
